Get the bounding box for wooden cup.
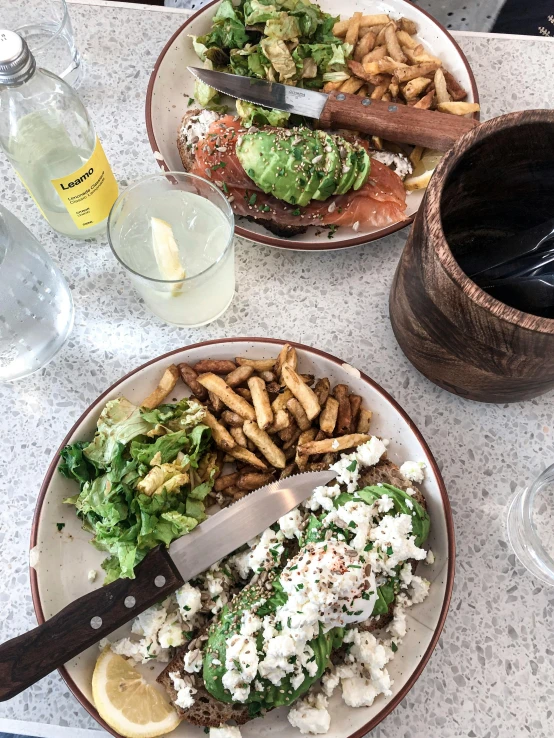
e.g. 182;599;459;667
390;110;554;403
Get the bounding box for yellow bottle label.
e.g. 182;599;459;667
51;137;118;230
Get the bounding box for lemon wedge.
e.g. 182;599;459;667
151;217;186;295
404;149;443;191
92;648;180;738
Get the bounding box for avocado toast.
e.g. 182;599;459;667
154;445;432;735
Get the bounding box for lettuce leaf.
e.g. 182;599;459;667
236;99;290;127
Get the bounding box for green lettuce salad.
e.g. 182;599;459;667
191;0;352;124
60;397;216;583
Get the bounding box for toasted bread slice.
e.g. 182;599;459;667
177;110;308;239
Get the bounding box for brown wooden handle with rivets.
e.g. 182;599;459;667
0;546;183;701
318;90;479;151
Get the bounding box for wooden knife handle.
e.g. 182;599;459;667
319;90;479;151
0;546;182;702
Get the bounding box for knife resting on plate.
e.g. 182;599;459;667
190;67;478;152
0;469;335;702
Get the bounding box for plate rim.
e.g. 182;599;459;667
144;0;480;251
30;337;455;738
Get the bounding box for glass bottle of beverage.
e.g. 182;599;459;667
0;30;118;239
0;204;74;381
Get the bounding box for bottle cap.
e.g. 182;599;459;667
0;30;36;85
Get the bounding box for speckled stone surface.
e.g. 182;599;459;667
1;2;554;734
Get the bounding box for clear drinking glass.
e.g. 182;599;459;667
108;172;235;327
1;0;82;86
507;465;554;586
0;205;74;381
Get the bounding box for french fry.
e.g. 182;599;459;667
442;70;467;101
178;363;208;402
374;23;391;46
410;145;423;166
286;397;311;431
333;384;352;435
274;343;297;378
371;82;389;100
237;471;274;491
141;365;179;409
227;445;267;469
272;388;293;412
236;357;276;371
214;472;240;492
381;92;391;101
267;409;290;433
282;427;303;451
413;89;435;109
230;426;248;448
356;408;373;434
259;370;276;383
372;135;384;150
324;80;344;93
243;420;286;469
434;68;450;104
208;391;224;416
197;373;256;420
280;462;297;480
349;394;362;433
356;85;368;97
279;421;299;443
314;377;330;407
368;23;386;36
225;364;254;388
385;22;406;63
333;13;389;37
397;29;418;49
295;428;318;471
345;11;362;47
298;433;371;456
437;101;480;115
339;76;365;94
400;17;418;35
347;60;385;85
364;56;407;75
358;26;372;37
282;365;321;421
354;31;375;62
402;76;431;100
394;62;439;82
319;396;339;434
203;410;236;451
389;79;399;98
361;46;387;64
193;360;236;375
221;410;245;427
235;387;252;401
248;376;273;430
266;381;281;395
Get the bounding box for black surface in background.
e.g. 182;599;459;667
493;0;553;34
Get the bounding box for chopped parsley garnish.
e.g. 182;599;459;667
391;642;398;652
260;204;271;212
56;523;65;531
222;182;229;194
291;208;301;216
293;148;302;160
187;97;195;106
296;583;304;590
212;161;226;171
233;659;241;671
348;520;357;528
386;546;394;556
348;564;361;569
249;193;257;205
364;542;374;551
354;610;363;616
184;605;191;611
347;460;358;472
328;224;337;239
290;565;298;571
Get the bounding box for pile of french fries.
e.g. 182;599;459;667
143;345;373;506
329;12;480;116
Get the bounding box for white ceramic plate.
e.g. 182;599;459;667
146;0;478;251
31;338;454;738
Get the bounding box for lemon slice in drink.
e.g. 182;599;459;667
404;150;443;191
151;217;186;295
92;648;180;738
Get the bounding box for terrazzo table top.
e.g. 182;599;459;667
1;1;554;735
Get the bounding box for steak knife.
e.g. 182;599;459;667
189;67;478;152
0;469;335;701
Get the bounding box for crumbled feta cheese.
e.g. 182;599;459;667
248;528;285;572
340;628;393;706
303;485;340;512
109;637;143;661
222;634;259;701
323;499;375;555
288;692;331;735
228;549;251;579
410;575;430;604
240;610;262;637
399;461;426;484
355;437;388;468
371;150;413;180
332;439;339;450
321;669;340;697
205;570;229;614
169;672;197;710
377;494;394;514
88;569;97;583
369;514;427;574
388;606;407;639
209;726;242;738
279;508;303;539
426;549;435;565
176;582;202;622
184;648;203;673
330;456;360;493
178;109;220;155
341;675;380;707
158;612;186;649
406;498;414;510
132;605;167;639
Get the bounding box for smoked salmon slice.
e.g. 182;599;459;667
190;116;408;232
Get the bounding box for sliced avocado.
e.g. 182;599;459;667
312;131;341;201
352;142;371;190
333;138;358;196
236;128;322;207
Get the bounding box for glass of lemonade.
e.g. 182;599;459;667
108;172;235;327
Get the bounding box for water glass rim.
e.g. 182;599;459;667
15;0;70;53
107;171;235;285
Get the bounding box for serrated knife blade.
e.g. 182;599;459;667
168;469;336;580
